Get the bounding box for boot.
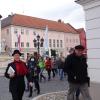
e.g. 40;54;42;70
37;90;40;95
76;96;79;100
28;93;32;97
28;86;33;97
36;84;40;95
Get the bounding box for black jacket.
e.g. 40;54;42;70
5;62;30;92
64;53;90;84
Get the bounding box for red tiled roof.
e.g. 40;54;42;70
76;28;87;50
2;14;78;34
76;28;84;33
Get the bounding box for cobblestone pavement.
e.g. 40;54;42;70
0;75;68;100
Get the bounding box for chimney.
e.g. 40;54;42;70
8;15;12;17
58;19;62;23
8;13;14;17
0;15;2;19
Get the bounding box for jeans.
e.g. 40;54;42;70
76;88;80;97
58;69;64;80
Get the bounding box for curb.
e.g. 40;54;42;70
31;90;67;100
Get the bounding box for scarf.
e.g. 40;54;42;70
14;60;28;76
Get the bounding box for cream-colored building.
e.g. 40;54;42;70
1;14;80;58
76;0;100;83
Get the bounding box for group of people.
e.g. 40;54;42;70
4;49;64;100
5;45;92;100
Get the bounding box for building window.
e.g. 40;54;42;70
33;31;36;35
76;39;78;43
14;28;18;34
73;39;75;43
26;30;29;35
21;29;24;34
66;47;68;51
57;40;59;47
53;39;55;47
15;42;18;47
6;29;9;35
21;42;24;47
60;40;63;47
49;39;52;47
26;42;29;47
66;38;68;42
67;47;69;51
72;39;74;43
70;39;71;43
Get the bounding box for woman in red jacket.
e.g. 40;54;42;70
45;57;52;81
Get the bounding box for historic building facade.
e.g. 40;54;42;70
1;14;80;58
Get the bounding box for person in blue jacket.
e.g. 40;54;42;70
27;52;40;97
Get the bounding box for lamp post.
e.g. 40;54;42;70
0;14;2;54
33;34;44;54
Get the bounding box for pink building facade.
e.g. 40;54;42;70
1;14;80;59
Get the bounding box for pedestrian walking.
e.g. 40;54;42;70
27;52;40;97
51;57;58;78
57;53;65;80
67;48;81;100
64;45;92;100
25;53;31;91
5;50;31;100
45;57;52;81
38;56;46;82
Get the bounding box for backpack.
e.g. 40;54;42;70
28;57;36;70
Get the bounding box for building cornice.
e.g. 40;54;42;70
75;0;100;10
75;0;100;6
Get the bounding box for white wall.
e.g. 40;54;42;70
84;0;100;82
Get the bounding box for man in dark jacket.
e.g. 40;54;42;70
64;45;92;100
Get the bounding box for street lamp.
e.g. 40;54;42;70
0;15;2;19
33;34;44;54
0;14;2;54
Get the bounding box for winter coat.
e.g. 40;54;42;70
57;57;65;69
38;59;45;69
64;53;90;84
5;61;30;92
27;57;40;78
45;59;52;70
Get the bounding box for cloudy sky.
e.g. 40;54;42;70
0;0;85;29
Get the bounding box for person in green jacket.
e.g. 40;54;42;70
38;57;46;82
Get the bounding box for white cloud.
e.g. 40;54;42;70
0;0;85;28
64;5;85;28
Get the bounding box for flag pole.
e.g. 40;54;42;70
44;25;49;56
